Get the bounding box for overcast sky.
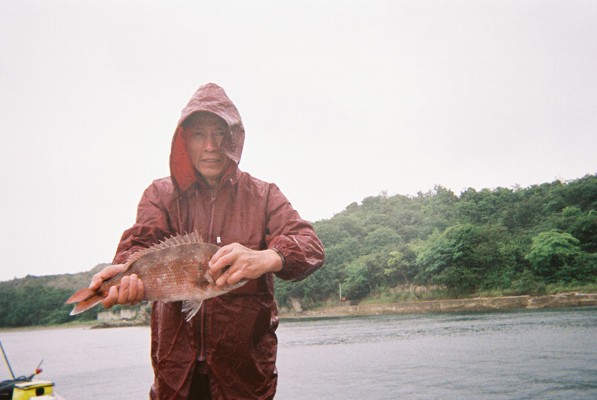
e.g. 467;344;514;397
1;0;596;282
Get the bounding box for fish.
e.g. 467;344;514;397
65;232;246;321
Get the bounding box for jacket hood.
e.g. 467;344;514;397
170;83;245;192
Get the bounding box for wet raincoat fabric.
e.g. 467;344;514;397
112;83;325;400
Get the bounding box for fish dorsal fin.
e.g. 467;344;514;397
125;231;206;266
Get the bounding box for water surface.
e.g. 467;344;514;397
1;307;595;399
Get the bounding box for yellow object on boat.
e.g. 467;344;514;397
12;380;55;400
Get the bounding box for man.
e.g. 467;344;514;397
90;83;325;399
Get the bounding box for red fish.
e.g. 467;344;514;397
66;232;245;320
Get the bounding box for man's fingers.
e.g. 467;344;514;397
90;264;125;290
218;270;241;288
102;280;145;309
102;286;118;309
89;276;101;290
227;270;246;286
209;251;234;283
209;246;234;273
128;274;138;305
118;276;130;304
215;268;233;288
90;271;109;290
137;279;145;303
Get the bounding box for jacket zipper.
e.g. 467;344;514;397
198;193;218;363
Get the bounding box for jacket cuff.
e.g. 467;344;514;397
268;236;291;266
270;246;286;268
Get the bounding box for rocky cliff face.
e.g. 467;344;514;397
281;293;597;319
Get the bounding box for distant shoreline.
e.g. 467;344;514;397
2;293;595;331
278;292;597;320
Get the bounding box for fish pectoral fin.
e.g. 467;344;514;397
182;300;204;322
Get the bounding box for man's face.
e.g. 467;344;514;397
183;112;230;187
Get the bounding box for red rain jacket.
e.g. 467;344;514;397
112;84;325;400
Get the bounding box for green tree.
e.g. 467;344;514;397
342;261;370;300
419;185;459;234
0;285;84;327
556;207;597;252
415;224;513;294
385;249;417;287
525;230;583;282
364;227;402;252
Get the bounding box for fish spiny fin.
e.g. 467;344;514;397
159;231;203;247
124;231;206;265
182;300;204;322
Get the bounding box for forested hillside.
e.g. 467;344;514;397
275;174;597;308
0;265;107;327
1;174;596;328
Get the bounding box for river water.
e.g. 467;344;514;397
1;307;595;399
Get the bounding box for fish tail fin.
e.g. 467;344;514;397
65;288;96;304
182;300;204;322
65;288;105;316
69;295;105;316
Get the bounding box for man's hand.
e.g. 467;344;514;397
208;243;284;288
89;265;145;309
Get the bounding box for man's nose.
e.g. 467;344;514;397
204;133;219;151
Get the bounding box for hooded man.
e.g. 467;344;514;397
89;83;325;399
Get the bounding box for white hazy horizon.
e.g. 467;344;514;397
1;1;596;281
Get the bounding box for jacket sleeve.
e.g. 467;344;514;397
265;184;325;281
112;180;173;264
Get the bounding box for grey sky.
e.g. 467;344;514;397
1;0;596;281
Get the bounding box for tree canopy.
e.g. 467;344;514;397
276;174;597;307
